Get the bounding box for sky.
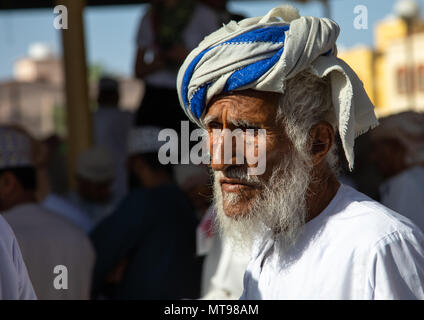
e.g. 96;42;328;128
1;0;423;80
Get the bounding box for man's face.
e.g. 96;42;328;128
76;176;112;204
205;90;293;218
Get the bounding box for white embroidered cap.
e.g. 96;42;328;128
0;126;33;169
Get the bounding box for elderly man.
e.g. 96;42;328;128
176;5;424;299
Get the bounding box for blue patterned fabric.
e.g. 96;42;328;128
181;25;290;120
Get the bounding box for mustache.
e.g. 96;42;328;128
215;166;261;185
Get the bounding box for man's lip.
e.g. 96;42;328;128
220;179;254;193
219;178;256;189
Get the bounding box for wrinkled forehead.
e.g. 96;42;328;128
208;89;280;105
204;89;281;125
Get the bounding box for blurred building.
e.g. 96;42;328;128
339;12;424;117
0;43;143;139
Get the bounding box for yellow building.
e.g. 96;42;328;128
338;45;376;105
338;16;424;117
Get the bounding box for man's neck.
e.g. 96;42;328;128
2;193;37;212
306;168;340;223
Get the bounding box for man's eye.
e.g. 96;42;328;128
238;124;261;131
207;122;222;130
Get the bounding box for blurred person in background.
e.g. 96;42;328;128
0;214;36;299
370;111;424;231
35;136;92;233
43;135;69;196
174;163;212;220
133;0;219;132
173;163;250;299
93;76;133;201
69;146;118;232
197;204;250;300
174;164;212;296
201;0;245;24
90;126;200;299
347;132;384;200
0;129;36;299
0;126;95;299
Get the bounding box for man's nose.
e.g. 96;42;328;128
209;129;241;171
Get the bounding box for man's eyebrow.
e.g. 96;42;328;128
229;118;260;128
203;115;218;126
203;115;260;128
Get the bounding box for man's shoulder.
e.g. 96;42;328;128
5;204;93;244
325;184;423;248
0;215;15;247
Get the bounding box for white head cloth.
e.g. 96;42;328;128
177;5;378;170
0;126;33;169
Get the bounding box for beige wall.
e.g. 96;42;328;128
385;32;424;114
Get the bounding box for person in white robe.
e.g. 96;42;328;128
176;5;424;299
0;126;95;300
68;146;119;232
197;205;250;299
370;111;424;232
0;215;36;299
93;76;133;201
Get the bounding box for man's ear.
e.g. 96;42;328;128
308;121;335;166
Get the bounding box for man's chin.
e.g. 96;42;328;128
222;206;245;219
222;195;255;219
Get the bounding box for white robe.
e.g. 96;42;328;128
197;206;250;300
241;184;424;300
201;234;250;300
42;193;92;233
3;204;95;300
0;215;36;299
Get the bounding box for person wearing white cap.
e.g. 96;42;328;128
177;5;424;299
0;126;95;299
370;111;424;232
0;126;36;299
0;215;36;299
68;146;119;232
90;126;201;299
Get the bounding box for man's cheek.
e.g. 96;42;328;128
246;129;267;176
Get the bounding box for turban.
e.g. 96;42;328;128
177;5;378;170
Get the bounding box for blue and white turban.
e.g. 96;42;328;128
177;5;378;170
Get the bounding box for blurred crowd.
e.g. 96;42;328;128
0;0;423;300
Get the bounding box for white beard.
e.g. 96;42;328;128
213;150;312;252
